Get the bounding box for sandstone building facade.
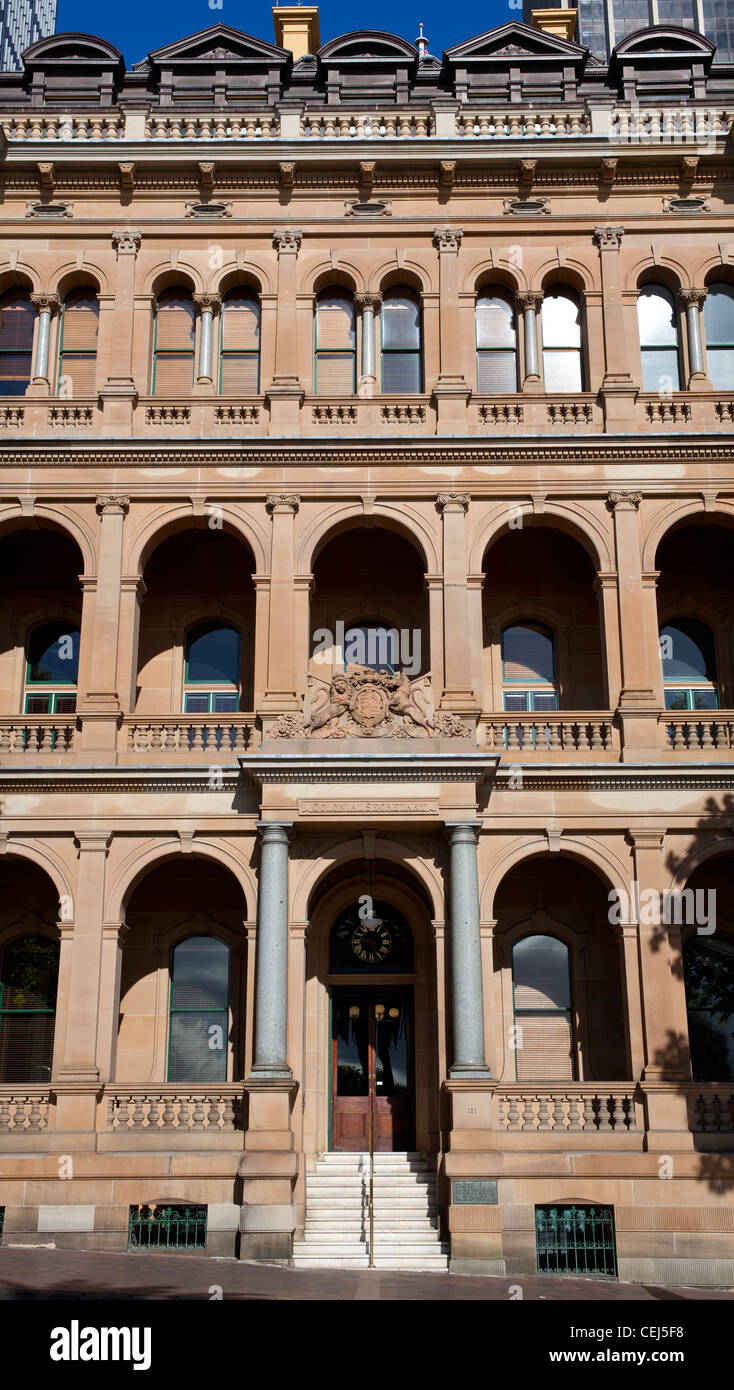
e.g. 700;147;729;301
0;9;733;1282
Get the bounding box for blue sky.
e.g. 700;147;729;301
56;0;515;66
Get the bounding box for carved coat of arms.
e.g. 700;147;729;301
271;666;471;740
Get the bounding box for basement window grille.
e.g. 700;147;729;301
128;1204;207;1251
535;1204;617;1278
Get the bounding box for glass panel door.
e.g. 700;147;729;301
331;988;413;1151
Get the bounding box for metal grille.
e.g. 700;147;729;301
128;1205;207;1251
535;1204;617;1277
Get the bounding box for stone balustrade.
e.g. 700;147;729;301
0;717;79;754
495;1086;642;1135
483;713;619;757
122;716;255;757
105;1087;244;1133
0;1089;53;1132
661;712;734;753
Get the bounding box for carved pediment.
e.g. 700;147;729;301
319;30;417;63
270;668;471;741
23;31;124;69
444;21;588;64
139;23;289;72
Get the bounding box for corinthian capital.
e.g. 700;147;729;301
355;292;382;311
594;224;624;250
273;228;302;254
679;287;707;309
30;293;59;315
193;293;222;313
433;227;463;252
517;290;543;312
111;229;142;255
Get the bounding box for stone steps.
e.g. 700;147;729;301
293;1150;448;1272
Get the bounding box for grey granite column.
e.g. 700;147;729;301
518;290;542;382
249;821;293;1079
446;821;491;1078
680;287;707;380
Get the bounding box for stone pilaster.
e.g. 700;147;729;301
606;491;661;758
436;494;479;715
266;228;304;435
78;496;128;753
432;227;471;432
99;229;141;433
261;495;299;711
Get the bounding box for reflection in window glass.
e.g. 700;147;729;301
381;289;422;394
169;936;229;1082
637;285;681;392
704;283;734;391
0;936;59;1083
512;934;574;1081
541;289;583;392
476;292;517;393
684;935;734;1081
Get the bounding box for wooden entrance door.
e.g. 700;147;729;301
331;988;413;1151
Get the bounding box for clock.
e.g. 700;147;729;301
351;920;393;964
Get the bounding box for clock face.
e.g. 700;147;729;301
351;921;393;964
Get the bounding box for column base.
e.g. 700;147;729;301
247;1063;293;1082
449;1063;492;1080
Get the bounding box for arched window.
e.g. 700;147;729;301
344;624;400;673
660;618;718;711
184;622;240;714
220;287;260;394
314;290;356;395
25;620;80;714
501;622;557;712
330;900;413;972
637;284;681;392
153;287;195;394
57;287;98;396
476;290;518;392
703;282;734;391
0;287;34;395
381;287;422;393
168;936;230;1082
541;288;584;391
0;936;59;1082
684;934;734;1081
512;934;574;1081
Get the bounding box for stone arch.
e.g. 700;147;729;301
125;502;267;578
209;259;273;296
470;501;611;574
0;262;41;294
668;835;734;895
297;501;438;574
53;260;110;297
462;257;528;295
107;836;255;925
144;261;203;297
481;835;630;920
624;253;689;294
370;258;434;295
302;258;366;296
0;838;75;915
535;256;596;295
292;836;443;924
0;504;95;576
642;500;734;572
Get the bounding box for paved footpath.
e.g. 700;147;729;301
0;1247;731;1300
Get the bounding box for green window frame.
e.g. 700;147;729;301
703;282;734;391
512;934;575;1082
56;287;99;396
381;288;423;394
314;289;356;396
476;289;518;393
167;936;230;1083
183;622;240;715
219;287;260;394
152;288;195;395
0;935;59;1083
0;287;34;397
501;622;558;713
661;618;719;712
24;621;80;716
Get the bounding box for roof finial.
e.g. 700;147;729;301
415;21;429;62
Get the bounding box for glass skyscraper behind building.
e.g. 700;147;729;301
0;0;56;71
524;0;734;62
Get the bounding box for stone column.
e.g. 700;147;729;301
240;821;297;1261
595;570;623;711
606;492;661;758
193;292;221;388
517;290;543;386
116;576;146;713
436;494;479;715
261;495;299;712
432;227;470;432
266;228;304;434
446;822;491;1078
28;293;59;394
355;291;380;390
78;496;128;752
52;831;111;1146
679;288;710;385
99;229;141;433
249;822;293;1080
593;225;637;428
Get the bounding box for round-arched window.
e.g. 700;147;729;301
0;935;59;1082
684;935;734;1081
168;936;230;1082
